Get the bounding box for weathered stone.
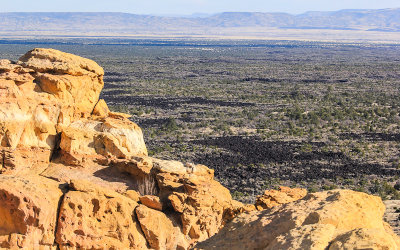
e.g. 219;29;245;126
56;180;148;249
328;228;398;250
19;48;104;121
140;195;163;211
0;175;62;249
0;78;59;152
152;159;241;243
40;162;138;194
0;147;51;174
113;156;153;177
58;117;147;166
0;48;109;175
136;204;187;250
195;190;400;249
92;99;110;117
124;190;141;202
255;186;308;210
18;48;104;76
112;157;159;196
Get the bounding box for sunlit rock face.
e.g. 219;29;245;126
0;49;242;249
0;49;398;249
0;48;147;173
195;189;400;249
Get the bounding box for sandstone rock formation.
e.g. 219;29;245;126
255;186;307;210
0;48;242;249
195;189;400;249
0;48;147;173
0;175;62;249
56;180;148;249
0;48;398;249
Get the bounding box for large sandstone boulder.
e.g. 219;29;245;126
19;48;104;119
195;189;400;249
0;48;147;173
0;48;104;151
58;116;147;166
136;204;188;250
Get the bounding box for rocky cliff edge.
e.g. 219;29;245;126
0;49;398;249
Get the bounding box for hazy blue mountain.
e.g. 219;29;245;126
0;8;399;35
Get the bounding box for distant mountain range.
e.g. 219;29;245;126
0;9;399;38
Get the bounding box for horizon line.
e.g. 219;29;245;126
0;7;399;17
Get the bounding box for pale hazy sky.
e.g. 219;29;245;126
2;0;400;15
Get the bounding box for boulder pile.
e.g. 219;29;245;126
0;49;398;249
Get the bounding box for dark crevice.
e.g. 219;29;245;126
32;77;46;94
1;150;5;171
53;183;70;250
49;109;63;163
49;132;62;163
91;97;102;116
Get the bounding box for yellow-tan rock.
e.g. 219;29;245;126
140;195;164;211
0;175;62;249
40;161;140;194
56;180;148;249
151;159;242;243
328;228;398;250
0;76;59;152
0;48;147;168
58;117;147;166
112;157;158;195
18;48;104;76
195;189;400;249
255;186;308;210
0;147;51;174
136;204;188;250
124;190;141;202
92;99;110;117
0;48;109;173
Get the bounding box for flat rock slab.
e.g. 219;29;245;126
40;162;139;193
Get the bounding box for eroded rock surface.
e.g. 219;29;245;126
0;48;241;249
56;180;148;249
195;189;400;249
0;48;147;174
255;186;307;210
0;175;62;249
0;49;398;249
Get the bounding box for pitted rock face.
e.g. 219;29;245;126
0;175;62;249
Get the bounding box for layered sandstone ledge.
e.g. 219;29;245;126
0;49;398;249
